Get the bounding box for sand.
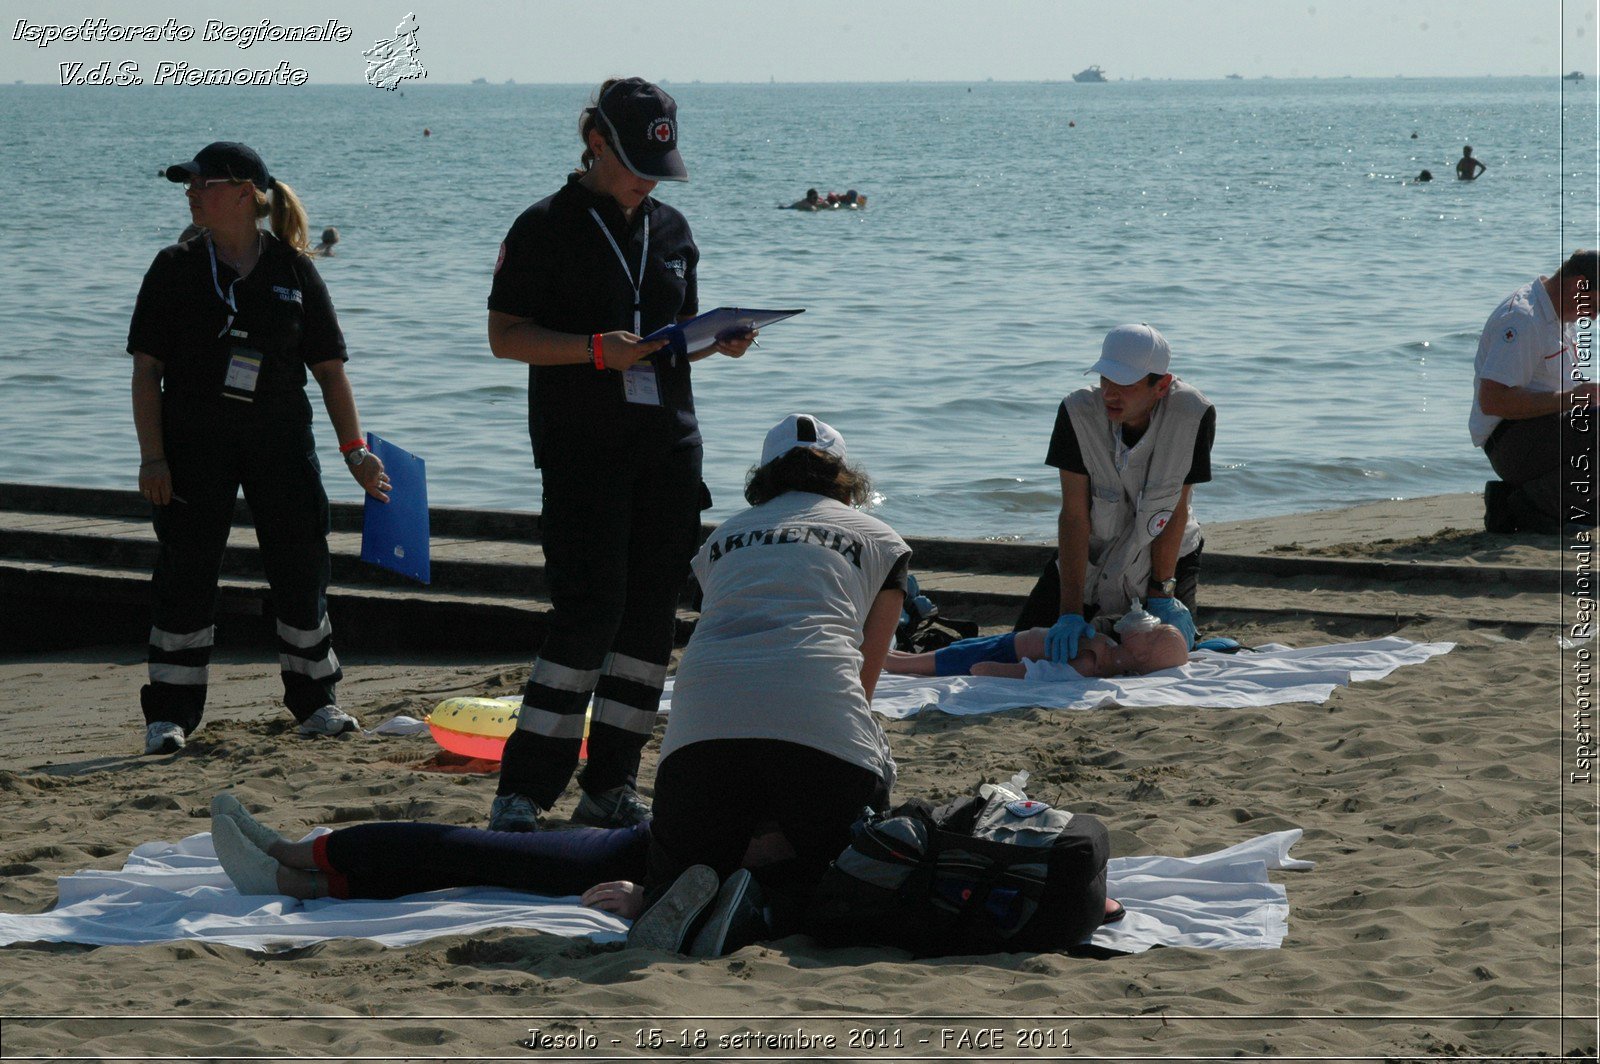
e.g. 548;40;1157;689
0;500;1594;1061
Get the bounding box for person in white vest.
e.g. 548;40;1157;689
1471;250;1597;533
1014;324;1216;661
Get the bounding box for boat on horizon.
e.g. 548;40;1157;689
1225;73;1243;80
1565;70;1585;81
1072;65;1107;83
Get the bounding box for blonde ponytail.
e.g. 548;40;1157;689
253;179;310;253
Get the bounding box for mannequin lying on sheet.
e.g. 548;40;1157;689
886;604;1189;680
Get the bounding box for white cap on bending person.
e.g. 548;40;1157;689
760;413;847;467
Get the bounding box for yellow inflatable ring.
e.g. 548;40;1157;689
425;696;590;762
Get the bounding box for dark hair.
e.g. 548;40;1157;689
806;188;819;200
745;448;873;507
576;77;624;172
1557;249;1598;289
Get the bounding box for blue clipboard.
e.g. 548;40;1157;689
643;306;804;361
360;433;430;585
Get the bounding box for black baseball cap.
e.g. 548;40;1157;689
594;78;688;183
164;142;274;190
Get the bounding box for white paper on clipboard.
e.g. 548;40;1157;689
644;306;805;352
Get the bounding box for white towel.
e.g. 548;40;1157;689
846;637;1454;720
0;830;1310;955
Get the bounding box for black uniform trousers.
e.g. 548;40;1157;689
142;409;340;732
645;738;886;937
1486;413;1598;525
499;437;703;809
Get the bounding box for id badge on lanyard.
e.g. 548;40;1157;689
221;329;263;403
589;208;663;407
209;237;262;403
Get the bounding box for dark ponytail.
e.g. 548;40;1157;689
575;77;624;173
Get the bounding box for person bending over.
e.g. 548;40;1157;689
1015;324;1216;664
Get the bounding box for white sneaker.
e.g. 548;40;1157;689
297;705;359;736
143;721;186;755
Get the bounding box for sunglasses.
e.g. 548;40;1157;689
183;176;242;192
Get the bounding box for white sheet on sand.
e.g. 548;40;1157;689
844;637;1454;720
0;830;1310;956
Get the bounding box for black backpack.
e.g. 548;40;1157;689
896;574;980;653
803;782;1109;956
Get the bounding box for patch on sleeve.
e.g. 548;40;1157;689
1147;509;1174;537
1503;327;1516;343
494;241;506;275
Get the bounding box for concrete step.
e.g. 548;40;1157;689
0;483;1565;651
0;557;699;653
0;509;549;597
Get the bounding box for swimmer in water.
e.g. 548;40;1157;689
786;188;825;211
311;226;340;257
1416;169;1433;183
1455;146;1486;181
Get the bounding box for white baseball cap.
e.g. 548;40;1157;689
760;413;847;467
1087;323;1171;385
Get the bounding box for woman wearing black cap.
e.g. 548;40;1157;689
486;78;755;833
129;141;390;755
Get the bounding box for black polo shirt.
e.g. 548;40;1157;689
127;233;346;424
1047;401;1216;484
488;173;701;464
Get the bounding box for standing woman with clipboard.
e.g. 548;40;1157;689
129;142;390;755
487;78;755;832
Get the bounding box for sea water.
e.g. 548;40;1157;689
0;78;1593;540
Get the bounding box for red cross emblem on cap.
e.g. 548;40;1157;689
652;120;673;142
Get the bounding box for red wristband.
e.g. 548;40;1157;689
590;333;605;371
339;438;366;454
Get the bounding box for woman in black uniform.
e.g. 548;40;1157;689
129;141;390;755
486;78;754;832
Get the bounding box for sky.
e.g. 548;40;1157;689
0;0;1595;84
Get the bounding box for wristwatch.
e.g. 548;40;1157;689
343;445;370;469
1147;576;1177;598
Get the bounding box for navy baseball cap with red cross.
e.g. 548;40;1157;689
595;78;688;183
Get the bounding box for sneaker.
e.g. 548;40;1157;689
210;793;285;853
626;864;720;953
488;793;542;832
143;721;186;755
689;868;772;958
210;815;282;896
573;784;652;828
297;704;360;737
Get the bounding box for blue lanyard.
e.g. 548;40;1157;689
207;233;261;339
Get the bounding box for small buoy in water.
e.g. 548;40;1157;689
423;127;431;136
1410;131;1418;138
1068;120;1076;127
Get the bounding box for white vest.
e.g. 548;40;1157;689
1064;380;1210;615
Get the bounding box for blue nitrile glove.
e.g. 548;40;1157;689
1045;613;1095;663
1145;597;1198;650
